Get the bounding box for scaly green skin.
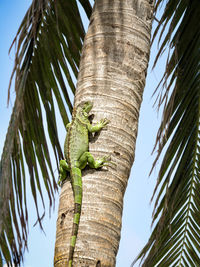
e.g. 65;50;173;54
58;101;110;267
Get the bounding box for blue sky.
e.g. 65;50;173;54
0;1;167;267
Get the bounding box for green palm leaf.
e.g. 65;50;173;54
0;0;92;266
133;0;200;266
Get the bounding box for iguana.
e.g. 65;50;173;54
58;101;111;267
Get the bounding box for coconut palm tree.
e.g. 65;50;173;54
0;0;199;266
53;1;155;265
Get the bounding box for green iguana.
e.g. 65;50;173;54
58;101;111;267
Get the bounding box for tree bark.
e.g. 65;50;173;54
54;0;154;266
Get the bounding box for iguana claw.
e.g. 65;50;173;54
100;118;110;127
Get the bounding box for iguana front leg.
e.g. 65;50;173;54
58;159;70;186
87;118;109;133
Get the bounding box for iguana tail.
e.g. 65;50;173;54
68;167;82;267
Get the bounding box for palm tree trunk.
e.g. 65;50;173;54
54;0;154;266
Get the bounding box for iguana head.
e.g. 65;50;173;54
82;101;93;114
75;101;93;120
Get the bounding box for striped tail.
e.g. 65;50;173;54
68;167;82;267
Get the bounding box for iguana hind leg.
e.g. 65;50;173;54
78;152;111;169
58;160;70;186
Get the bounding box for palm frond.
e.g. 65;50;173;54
133;0;200;265
0;0;92;266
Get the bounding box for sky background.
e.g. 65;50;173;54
0;1;167;267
